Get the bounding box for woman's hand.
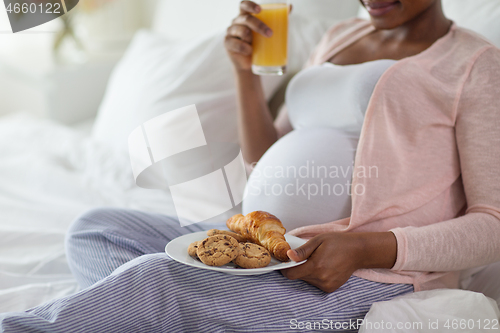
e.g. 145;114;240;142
224;1;273;72
281;232;398;293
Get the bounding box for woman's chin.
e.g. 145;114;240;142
369;16;406;30
364;2;407;30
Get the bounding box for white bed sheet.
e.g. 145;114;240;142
0;112;178;312
361;289;500;333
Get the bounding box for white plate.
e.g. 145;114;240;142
165;231;307;275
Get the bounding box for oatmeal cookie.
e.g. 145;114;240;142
187;241;201;258
233;243;271;269
196;235;240;266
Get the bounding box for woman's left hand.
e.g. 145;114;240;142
281;232;398;293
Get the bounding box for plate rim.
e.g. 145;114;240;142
165;231;306;275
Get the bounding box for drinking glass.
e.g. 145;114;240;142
251;0;290;76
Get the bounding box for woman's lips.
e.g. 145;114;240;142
363;1;400;17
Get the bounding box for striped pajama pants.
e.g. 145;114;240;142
0;208;414;333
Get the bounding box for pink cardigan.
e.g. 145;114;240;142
281;19;500;291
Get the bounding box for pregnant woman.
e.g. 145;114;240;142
1;0;499;332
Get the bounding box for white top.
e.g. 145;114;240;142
286;59;396;135
243;60;397;231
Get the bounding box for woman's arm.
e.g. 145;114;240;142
225;1;280;164
389;46;500;272
274;105;294;139
234;71;279;164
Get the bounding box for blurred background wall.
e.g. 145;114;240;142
0;0;158;119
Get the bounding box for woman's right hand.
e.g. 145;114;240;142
282;232;398;293
225;1;273;72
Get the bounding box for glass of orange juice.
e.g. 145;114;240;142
252;0;290;76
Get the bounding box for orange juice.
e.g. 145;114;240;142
252;3;289;75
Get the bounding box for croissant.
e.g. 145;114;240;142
226;211;291;262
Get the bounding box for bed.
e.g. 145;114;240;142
1;0;499;330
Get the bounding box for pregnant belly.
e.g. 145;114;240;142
243;128;359;231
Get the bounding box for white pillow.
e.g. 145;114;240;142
441;0;500;47
360;289;500;333
92;15;332;155
463;261;500;307
92;29;241;155
358;0;500;47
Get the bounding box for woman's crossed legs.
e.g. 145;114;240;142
0;208;413;332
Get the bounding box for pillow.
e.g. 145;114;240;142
360;289;500;333
92;29;243;155
463;261;500;307
152;0;360;41
358;0;500;47
441;0;500;48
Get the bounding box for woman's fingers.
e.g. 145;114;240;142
224;35;253;56
281;259;315;280
281;233;361;293
227;24;253;43
287;236;322;262
282;264;345;293
233;13;272;37
225;0;272;58
282;237;322;279
225;0;275;70
240;0;261;14
281;258;347;293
